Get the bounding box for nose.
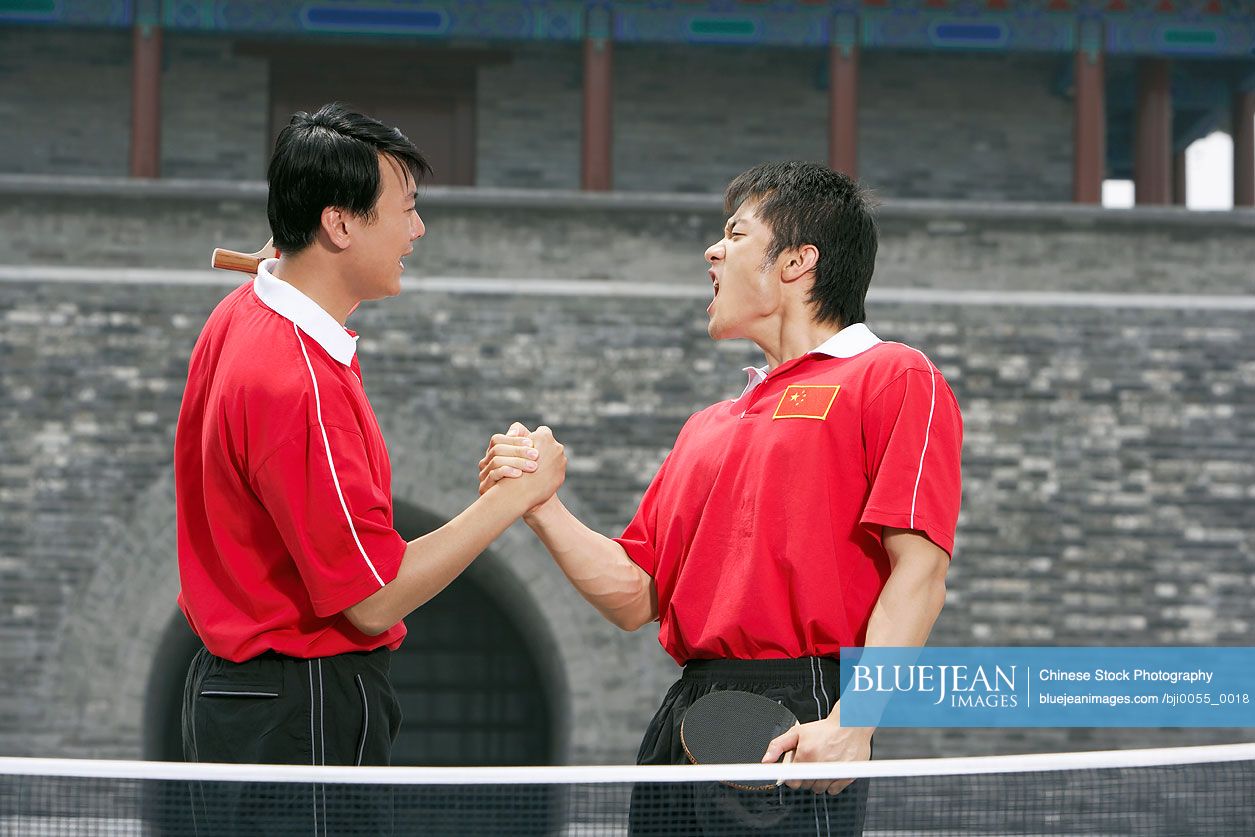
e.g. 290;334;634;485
411;213;425;240
704;240;724;264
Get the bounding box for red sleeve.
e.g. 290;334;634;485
612;453;673;577
252;424;407;616
861;367;963;556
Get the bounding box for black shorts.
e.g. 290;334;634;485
630;657;869;837
180;645;401;835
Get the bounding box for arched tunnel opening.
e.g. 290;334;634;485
143;502;569;833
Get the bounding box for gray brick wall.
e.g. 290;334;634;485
488;45;1072;200
476;43;582;191
0;29;268;180
0;28;132;176
611;44;827;194
607;48;1074;200
1;181;1253;765
160;34;269;180
4;29;1074;200
860;52;1074;202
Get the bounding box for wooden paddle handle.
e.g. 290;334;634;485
211;239;277;274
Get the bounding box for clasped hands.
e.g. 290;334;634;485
477;421;566;514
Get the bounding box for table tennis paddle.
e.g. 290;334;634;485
211;239;277;274
680;690;799;791
213;238;365;319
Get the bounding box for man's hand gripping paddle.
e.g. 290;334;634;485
680;690;799;791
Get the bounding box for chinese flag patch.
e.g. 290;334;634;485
772;385;840;420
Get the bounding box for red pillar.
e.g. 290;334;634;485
1072;39;1105;203
828;14;859;178
1134;59;1172;206
1172;150;1187;206
1234;89;1255;208
581;8;613;192
129;19;162;178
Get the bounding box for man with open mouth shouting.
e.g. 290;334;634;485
480;161;963;836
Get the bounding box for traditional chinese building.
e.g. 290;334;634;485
3;0;1253;204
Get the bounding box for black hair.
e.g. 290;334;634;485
723;161;878;328
266;103;431;253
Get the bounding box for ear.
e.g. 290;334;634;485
320;206;352;251
780;244;819;285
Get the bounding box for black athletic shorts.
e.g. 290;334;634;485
629;657;869;837
180;645;401;836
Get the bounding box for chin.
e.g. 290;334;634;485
378;275;403;298
708;308;747;339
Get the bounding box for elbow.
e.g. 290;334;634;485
346;613;391;637
609;610;654;632
602;577;657;632
343;600;395;637
354;619;393;638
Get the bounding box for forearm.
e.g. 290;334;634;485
862;557;947;648
525;498;657;630
345;488;525;634
830;530;948;729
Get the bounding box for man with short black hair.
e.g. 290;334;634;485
175;103;564;812
480;162;962;835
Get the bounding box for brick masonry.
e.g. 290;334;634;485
6;27;1074;200
477;43;583;191
606;46;1073;200
0;29;132;177
1;179;1253;765
0;28;268;181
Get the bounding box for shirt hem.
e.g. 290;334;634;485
860;508;955;557
309;535;407;617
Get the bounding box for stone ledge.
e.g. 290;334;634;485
3;174;1253;229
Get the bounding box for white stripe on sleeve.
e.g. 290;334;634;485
294;323;386;587
908;350;938;530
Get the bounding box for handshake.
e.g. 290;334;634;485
476;422;568;517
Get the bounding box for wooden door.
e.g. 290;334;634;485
264;44;483;185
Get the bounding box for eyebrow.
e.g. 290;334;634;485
724;216;744;234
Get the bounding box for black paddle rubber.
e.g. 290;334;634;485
680;690;799;790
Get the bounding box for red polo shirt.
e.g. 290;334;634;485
614;324;962;665
175;259;407;662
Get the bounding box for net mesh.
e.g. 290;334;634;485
3;745;1253;836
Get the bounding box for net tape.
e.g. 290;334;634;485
3;743;1254;836
7;741;1255;784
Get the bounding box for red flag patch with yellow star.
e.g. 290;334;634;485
772;385;840;420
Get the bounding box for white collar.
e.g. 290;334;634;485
252;259;358;366
809;322;882;359
738;323;882;398
740;365;769;398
